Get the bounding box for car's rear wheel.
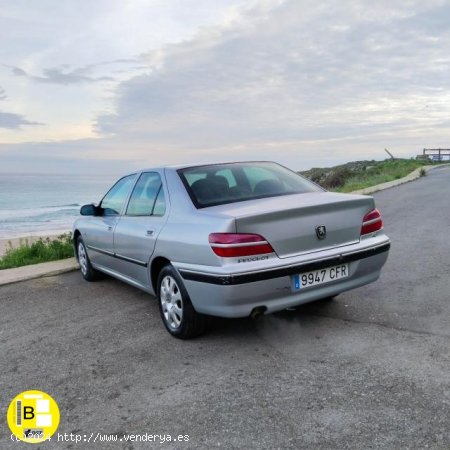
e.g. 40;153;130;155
77;236;100;281
157;265;208;339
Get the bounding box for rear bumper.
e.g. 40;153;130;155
176;241;390;318
179;242;389;285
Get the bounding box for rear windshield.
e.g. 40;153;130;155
178;162;322;208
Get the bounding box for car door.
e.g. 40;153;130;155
113;171;169;286
84;174;137;270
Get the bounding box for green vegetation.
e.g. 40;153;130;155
0;233;74;270
300;158;433;192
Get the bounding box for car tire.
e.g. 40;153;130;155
77;236;100;281
157;264;208;339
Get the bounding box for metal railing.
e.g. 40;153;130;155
422;148;450;161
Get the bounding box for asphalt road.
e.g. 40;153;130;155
1;166;449;450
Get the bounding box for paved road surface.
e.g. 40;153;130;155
1;166;449;449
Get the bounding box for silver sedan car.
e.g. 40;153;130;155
73;161;390;338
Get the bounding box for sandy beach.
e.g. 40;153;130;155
0;231;71;257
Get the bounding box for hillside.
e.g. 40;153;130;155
300;158;432;192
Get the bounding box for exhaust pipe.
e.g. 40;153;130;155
250;306;267;319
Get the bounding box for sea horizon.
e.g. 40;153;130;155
0;172;116;239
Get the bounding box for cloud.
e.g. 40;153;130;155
5;58;152;87
0;85;42;130
11;66;27;77
8;64;115;85
0;112;43;129
3;0;450;173
0;138;144;175
95;0;450;154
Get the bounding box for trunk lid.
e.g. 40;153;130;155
207;192;374;258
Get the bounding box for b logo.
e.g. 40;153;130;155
7;390;60;443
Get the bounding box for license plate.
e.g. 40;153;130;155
292;264;349;290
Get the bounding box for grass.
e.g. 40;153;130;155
336;159;430;192
0;233;74;270
301;158;434;192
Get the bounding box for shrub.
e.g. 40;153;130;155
0;233;74;270
322;167;352;189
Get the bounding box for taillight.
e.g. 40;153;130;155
361;208;383;235
208;233;274;257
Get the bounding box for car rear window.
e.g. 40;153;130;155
178;162;322;208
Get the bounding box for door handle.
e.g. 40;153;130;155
108;226;113;231
146;229;155;236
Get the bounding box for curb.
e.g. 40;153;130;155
1;164;449;287
0;258;79;286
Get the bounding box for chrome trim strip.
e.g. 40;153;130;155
87;245;114;257
115;253;148;267
211;241;269;248
87;245;148;268
363;218;382;225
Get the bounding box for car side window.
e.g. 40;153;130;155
126;172;166;216
152;188;166;216
101;174;137;216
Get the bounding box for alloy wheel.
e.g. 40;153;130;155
160;275;183;329
78;242;88;276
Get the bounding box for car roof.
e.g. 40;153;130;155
137;160;276;173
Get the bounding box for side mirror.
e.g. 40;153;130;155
80;204;99;216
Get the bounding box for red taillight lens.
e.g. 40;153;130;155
361;208;383;235
208;233;274;257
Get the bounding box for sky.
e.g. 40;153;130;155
1;0;450;174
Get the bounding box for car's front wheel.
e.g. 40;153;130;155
157;265;208;339
77;236;100;281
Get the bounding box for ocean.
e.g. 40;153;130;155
0;173;117;239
